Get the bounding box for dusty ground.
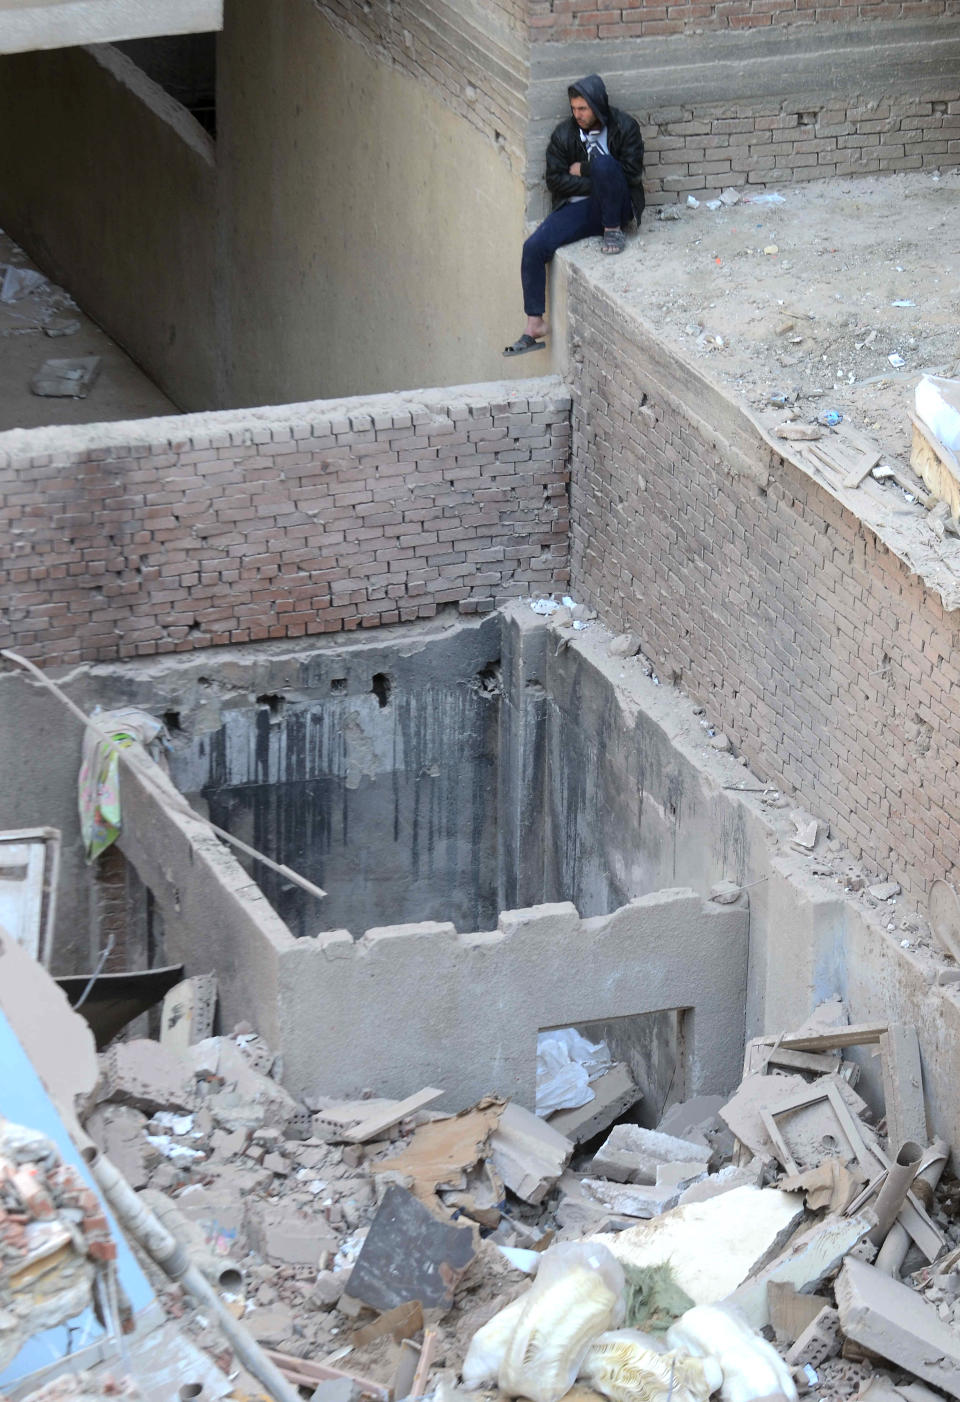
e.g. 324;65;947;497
0;229;176;431
568;167;960;464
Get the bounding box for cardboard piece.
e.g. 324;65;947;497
768;1281;831;1342
376;1099;503;1204
347;1184;475;1312
350;1300;424;1347
836;1256;960;1398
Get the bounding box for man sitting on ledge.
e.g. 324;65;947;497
504;73;645;358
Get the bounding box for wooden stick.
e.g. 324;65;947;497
411;1329;438;1399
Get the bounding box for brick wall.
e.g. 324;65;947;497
313;0;530;167
0;382;571;667
530;0;957;36
641;93;960;199
566;267;960;901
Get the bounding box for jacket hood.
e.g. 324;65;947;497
568;74;610;127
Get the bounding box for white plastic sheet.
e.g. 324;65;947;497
535;1027;614;1116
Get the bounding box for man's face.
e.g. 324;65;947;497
570;96;600;131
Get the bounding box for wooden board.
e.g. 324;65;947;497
343;1087;444;1143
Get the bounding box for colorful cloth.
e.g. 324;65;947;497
78;708;165;861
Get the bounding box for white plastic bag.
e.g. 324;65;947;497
666;1304;796;1402
498;1241;626;1402
462;1294;530;1388
916;375;960;452
536;1027;614;1116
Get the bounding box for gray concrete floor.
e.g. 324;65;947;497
0;229;177;430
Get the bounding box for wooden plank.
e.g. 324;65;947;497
411;1328;438;1398
778;1021;888;1052
843;447;882;489
880;1025;927;1150
343;1087;444;1143
765;1047;842;1075
350;1299;424;1347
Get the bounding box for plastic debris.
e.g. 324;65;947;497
687;196;700;209
891;299;916;307
818;411;843;427
536;1027;614;1116
0;265;47;302
888;354;906;368
530;598;561;615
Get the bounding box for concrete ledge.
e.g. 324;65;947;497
0;0;222;56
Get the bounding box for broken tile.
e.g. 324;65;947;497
347;1183;475;1312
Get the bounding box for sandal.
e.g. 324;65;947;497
601;229;626;255
503;333;547;357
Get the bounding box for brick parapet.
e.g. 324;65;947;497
640;91;960;199
565;268;960;902
0;381;571;666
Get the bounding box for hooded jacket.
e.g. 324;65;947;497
545;74;645;221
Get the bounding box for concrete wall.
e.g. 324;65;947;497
0;45;217;408
0;379;570;667
216;0;548;404
279;892;748;1108
529;0;957;37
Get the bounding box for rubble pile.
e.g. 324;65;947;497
0;1119;120;1370
70;986;960;1402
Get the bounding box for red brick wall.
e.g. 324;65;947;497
530;0;957;36
566;268;960;901
0;385;571;666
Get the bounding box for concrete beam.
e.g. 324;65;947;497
0;0;222;56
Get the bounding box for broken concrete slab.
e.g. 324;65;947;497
347;1183;475;1312
590;1123;711;1184
656;1160;709;1191
657;1095;725;1140
726;1210;876;1328
581;1176;681;1217
30;356;101;398
594;1184;804;1305
246;1200;338;1268
189;1036;299;1127
546;1063;640;1144
98;1038;197;1115
173;1184;247;1258
880;1024;927;1151
489;1101;572;1204
836;1256;960;1398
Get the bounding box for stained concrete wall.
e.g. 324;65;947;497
165;616;504;937
0;45;217;410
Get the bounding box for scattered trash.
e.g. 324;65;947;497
719;188;741;206
43;316;81;337
890;299;916;308
705;200;722;211
0;264;47;302
818;410;843;427
530;597;561;615
888;353;906;368
744;191;786;205
659;205;683;222
536;1027;614;1116
763;245;779;256
686;196;700;209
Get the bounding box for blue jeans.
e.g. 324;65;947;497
521;153;634;316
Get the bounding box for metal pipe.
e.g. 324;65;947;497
875;1139;949;1276
84;1148;302;1402
868;1140;923;1245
